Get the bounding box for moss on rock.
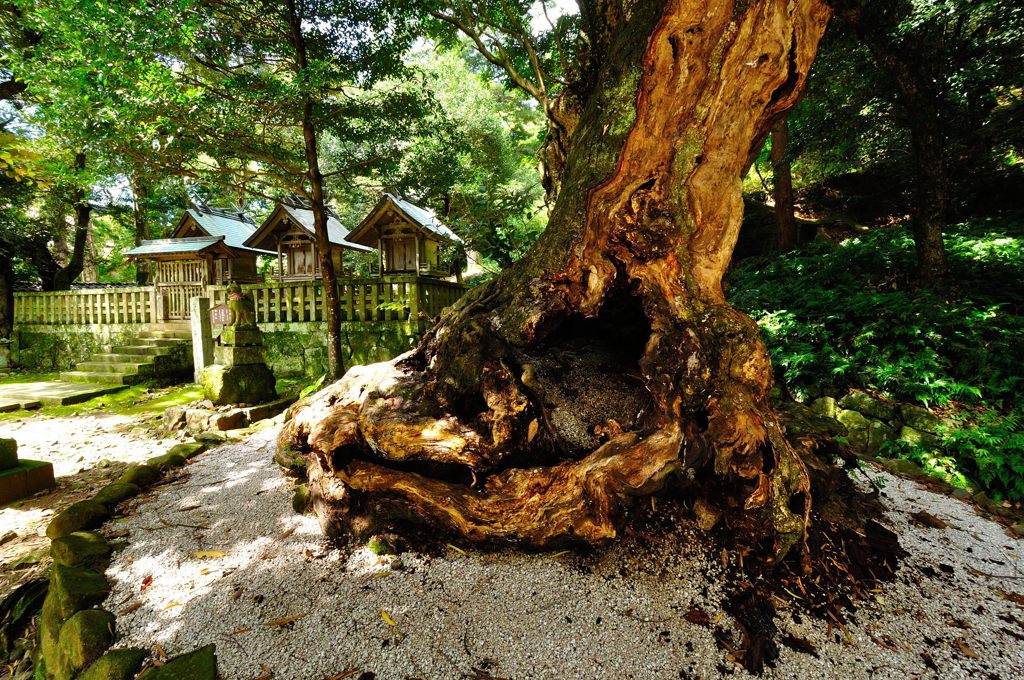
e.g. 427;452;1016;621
138;644;217;680
166;442;207;460
78;648;148;680
50;532;112;568
55;609;116;679
46;564;110;623
200;364;276;406
145;452;187;471
46;501;110;540
92;482;141;508
118;464;160;487
292;484;310;514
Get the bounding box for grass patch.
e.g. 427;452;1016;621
730;212;1024;502
0;382;205;422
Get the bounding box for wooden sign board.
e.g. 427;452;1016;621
210;303;231;326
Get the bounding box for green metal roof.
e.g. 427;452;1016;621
177;204;272;254
124;236;226;257
384;193;463;244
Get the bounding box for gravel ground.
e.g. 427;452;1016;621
103;427;1024;680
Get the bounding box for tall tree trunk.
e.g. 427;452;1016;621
52;152;90;290
770;117;797;251
838;3;949;284
131;174;151;284
281;0;832;555
286;0;345;379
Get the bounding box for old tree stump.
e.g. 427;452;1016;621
279;0;899;607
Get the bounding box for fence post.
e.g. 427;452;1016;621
190;296;213;383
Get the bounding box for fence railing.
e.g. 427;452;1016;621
13;287;153;325
13;277;467;326
208;276;467;324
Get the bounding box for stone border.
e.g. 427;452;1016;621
33;442;220;680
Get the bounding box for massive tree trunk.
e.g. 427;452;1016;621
51;152;90;291
770;117;797;251
286;0;345;379
281;0;832;556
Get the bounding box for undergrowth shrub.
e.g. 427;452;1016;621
730;213;1024;501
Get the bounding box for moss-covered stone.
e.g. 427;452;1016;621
50;531;112;567
838;391;896;421
55;609;115;679
292;484;310;514
878;457;926;477
46;564;110;622
809;396;837;419
200;363;276;406
145;452;187;471
138;644;217;680
779;401;846;438
118;464;161;487
367;535;393;556
166;442;207;460
46;501;110;540
899;404;944;434
92;482;141;508
78;648;148;680
899;425;940;449
0;437;17;470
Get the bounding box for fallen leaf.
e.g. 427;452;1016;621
381;610;397;627
994;589;1024;607
194;550;226;559
163;602;182;610
232;626;253;635
153;642;168;660
265;613;307;627
910;511;947;529
685;608;710;625
140;575;153;592
279;526;296;540
955;637;979;659
920;651;938;672
446;543;467;556
527;419;539;443
199;568;212;575
252;663;273;680
119;600;143;615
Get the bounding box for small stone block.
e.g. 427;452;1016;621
0;438;17;470
46;563;111;623
200;363;277;406
167;442;208;460
0;459;54;505
51;531;112;567
118;464;161;487
139;644;218;680
219;327;263;347
47;500;110;539
145;452;187;471
92;482;141;508
57;608;116;678
78;648;149;680
215;344;266;366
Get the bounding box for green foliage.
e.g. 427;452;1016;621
731;214;1024;501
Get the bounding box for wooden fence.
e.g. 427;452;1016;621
13;277;467;326
13;287;153;325
208;276;466;324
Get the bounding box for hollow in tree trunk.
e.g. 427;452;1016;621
281;0;832;557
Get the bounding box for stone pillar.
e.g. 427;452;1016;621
190;296;214;383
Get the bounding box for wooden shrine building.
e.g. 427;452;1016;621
124;203;270;319
244;194;372;281
345;193;463;278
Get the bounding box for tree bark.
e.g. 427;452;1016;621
286;0;345;379
281;0;832;555
0;251;13;369
770;117;797;251
131;174;151;284
52;152;90;291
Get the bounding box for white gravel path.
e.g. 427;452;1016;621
102;427;1024;679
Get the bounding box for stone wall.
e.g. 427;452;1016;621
11;320;420;377
11;324;148;371
260;320;420;377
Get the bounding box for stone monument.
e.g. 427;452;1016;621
0;438;55;505
199;282;277;405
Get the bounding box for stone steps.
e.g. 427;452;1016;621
60;325;194;389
